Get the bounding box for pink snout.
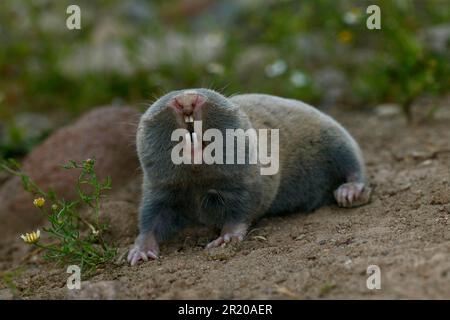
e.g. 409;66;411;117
169;90;207;116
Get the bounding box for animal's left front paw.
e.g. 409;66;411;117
334;182;371;208
206;222;248;249
206;233;244;249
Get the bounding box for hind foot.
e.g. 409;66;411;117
334;182;371;208
206;222;248;249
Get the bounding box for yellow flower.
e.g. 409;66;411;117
338;30;353;43
33;197;45;208
20;230;41;244
83;158;94;171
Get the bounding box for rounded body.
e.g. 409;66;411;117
128;89;368;264
230;93;365;215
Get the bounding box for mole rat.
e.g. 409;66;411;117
128;88;370;265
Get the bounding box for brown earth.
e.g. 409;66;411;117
0;99;449;300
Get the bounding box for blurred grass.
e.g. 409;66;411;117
0;0;449;158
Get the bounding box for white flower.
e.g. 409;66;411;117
265;59;287;78
290;71;308;87
343;9;361;25
20;230;41;244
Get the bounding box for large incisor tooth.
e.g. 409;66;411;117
192;132;200;150
189;115;194;122
184;132;191;145
184;115;189;123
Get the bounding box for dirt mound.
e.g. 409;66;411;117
1;99;449;299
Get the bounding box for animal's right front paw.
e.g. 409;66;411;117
128;232;159;266
127;245;158;266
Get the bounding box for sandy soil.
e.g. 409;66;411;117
1;99;449;300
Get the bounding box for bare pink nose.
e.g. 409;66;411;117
170;91;206;115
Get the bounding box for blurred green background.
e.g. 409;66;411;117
0;0;449;159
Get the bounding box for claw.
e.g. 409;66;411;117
206;237;225;249
140;252;148;262
127;246;158;266
147;251;158;259
335;182;370;208
131;253;140;266
206;233;244;249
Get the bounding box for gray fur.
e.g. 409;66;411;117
136;89;366;243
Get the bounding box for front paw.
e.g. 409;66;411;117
206;233;244;249
334;182;371;208
127;245;158;266
206;222;248;249
127;233;159;266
